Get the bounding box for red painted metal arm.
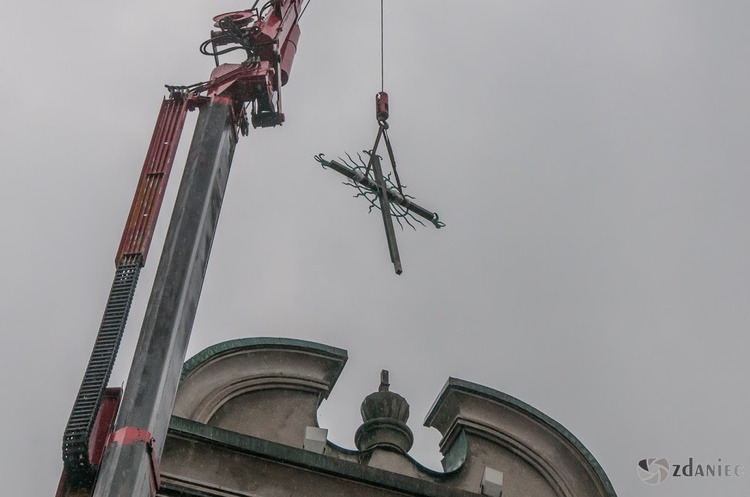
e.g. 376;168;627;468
205;0;302;128
116;96;189;265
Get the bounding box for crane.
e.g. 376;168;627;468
58;2;303;495
57;1;442;495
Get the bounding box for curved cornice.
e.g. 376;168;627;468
424;378;617;497
174;337;347;423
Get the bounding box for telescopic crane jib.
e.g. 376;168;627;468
59;1;303;495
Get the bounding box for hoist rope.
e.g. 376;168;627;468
380;0;385;91
300;0;312;20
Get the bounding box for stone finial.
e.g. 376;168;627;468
355;370;413;453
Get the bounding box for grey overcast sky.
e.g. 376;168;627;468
1;1;749;496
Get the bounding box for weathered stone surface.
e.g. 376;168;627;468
361;390;410;423
173;337;346;448
160;417;477;497
356;373;414;455
424;378;617;497
161;338;617;497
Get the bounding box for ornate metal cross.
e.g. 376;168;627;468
315;92;443;275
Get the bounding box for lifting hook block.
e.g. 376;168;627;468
376;91;389;122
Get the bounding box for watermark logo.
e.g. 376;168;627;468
637;457;745;485
637;458;670;485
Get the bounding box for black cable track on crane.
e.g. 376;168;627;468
62;261;141;478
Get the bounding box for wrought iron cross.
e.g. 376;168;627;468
315;92;444;275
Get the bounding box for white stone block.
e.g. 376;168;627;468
481;466;504;497
303;426;328;454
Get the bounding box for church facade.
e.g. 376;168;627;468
157;337;616;497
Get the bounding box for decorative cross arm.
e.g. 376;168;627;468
315;153;444;275
315;154;444;229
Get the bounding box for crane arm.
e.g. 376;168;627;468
59;4;305;494
203;0;303;128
